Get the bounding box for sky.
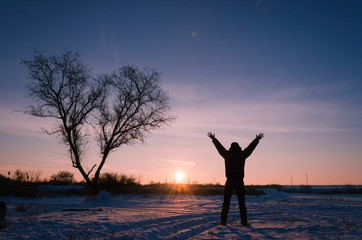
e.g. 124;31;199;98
0;0;361;185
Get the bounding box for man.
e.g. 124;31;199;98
208;132;264;226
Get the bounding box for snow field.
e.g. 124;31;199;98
0;189;361;239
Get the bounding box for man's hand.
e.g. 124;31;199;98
256;133;264;140
207;132;215;140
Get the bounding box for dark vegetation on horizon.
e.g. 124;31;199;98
279;185;362;194
0;170;266;197
1;170;361;198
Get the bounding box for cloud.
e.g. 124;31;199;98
0;104;53;138
162;159;196;166
164;80;357;137
164;83;212;103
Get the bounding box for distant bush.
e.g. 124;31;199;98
13;169;27;182
98;172;139;193
5;169;43;183
49;171;75;185
99;172;138;185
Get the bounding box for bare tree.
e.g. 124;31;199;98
22;50;174;194
93;66;175;185
22;50;106;192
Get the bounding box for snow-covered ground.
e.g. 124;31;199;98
0;189;361;239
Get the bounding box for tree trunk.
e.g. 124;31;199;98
92;148;111;193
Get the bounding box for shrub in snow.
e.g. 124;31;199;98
49;171;75;185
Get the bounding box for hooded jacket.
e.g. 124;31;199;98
212;137;260;179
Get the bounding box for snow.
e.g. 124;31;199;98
0;189;361;239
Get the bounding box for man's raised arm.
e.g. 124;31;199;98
208;132;227;158
243;133;264;158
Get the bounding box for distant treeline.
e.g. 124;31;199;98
0;171;269;197
0;171;139;197
2;171;361;197
1;169;76;184
0;170;140;185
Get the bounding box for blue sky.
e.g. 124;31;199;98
0;0;361;184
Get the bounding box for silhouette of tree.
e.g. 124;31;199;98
22;50;174;194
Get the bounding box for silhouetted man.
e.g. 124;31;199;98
208;132;264;226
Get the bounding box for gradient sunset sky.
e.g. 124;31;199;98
1;0;361;185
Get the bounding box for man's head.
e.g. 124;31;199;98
229;142;242;152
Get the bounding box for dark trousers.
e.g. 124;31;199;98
221;178;247;224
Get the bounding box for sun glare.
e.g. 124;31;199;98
175;171;184;183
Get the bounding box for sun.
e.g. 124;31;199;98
175;171;184;183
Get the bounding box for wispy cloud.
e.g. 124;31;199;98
164;83;212;104
162;159;196;166
0;104;52;138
